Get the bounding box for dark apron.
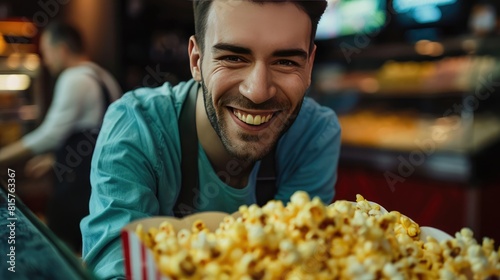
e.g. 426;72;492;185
47;74;112;253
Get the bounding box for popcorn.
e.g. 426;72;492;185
134;191;500;279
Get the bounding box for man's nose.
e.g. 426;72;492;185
239;63;276;104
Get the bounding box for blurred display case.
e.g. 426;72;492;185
313;35;500;182
0;20;43;149
0;20;52;220
312;34;500;241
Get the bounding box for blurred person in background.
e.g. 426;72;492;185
81;0;341;278
0;20;122;254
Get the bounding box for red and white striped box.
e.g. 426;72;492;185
121;229;168;280
121;213;232;280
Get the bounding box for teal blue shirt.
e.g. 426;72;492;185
81;79;341;279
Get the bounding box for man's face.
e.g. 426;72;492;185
40;33;64;76
194;0;316;162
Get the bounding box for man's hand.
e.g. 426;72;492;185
25;153;55;179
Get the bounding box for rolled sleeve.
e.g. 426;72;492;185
81;95;161;279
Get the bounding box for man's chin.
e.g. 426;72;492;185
224;141;274;162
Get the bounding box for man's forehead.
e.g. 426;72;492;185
208;0;248;22
211;0;256;8
211;0;246;9
210;0;299;14
205;0;311;51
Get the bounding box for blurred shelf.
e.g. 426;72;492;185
338;112;500;153
315;55;500;97
319;35;500;62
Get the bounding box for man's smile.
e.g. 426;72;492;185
227;107;282;131
232;108;275;126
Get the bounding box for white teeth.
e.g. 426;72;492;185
246;115;254;124
234;109;273;125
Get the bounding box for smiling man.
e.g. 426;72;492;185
81;0;341;279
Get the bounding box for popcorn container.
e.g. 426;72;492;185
121;202;454;280
121;212;236;280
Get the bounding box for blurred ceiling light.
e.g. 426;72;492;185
23;53;40;71
6;53;21;69
0;74;31;91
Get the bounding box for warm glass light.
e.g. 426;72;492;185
6;53;22;69
0;74;31;91
23;53;40;71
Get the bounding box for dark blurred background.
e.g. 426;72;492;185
1;0;500;244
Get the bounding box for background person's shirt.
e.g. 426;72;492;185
81;79;341;279
22;62;122;154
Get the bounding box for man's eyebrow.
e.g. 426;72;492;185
273;49;308;60
212;43;252;55
212;43;308;60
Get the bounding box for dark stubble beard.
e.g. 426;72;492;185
199;73;304;163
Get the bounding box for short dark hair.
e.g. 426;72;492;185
43;21;85;54
193;0;327;55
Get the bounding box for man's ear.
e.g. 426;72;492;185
188;35;202;82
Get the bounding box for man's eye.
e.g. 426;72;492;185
221;56;244;63
276;60;299;67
